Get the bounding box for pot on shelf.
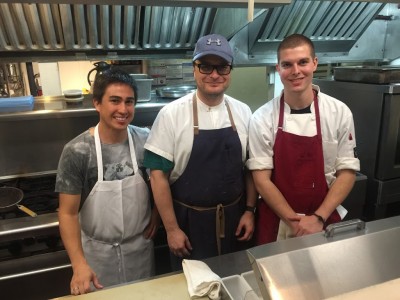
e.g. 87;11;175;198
156;85;197;99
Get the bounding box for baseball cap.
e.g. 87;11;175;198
193;34;233;63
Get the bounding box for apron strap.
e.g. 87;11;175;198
192;93;237;135
192;94;200;135
313;90;322;138
173;195;241;255
94;125;104;181
94;124;139;181
127;129;139;173
225;101;237;132
278;95;285;130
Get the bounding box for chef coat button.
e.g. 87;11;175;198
287;117;292;121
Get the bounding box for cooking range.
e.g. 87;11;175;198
0;174;72;300
0;175;60;258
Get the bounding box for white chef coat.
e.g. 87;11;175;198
247;85;360;187
145;91;252;184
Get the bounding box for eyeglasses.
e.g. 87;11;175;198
195;64;232;75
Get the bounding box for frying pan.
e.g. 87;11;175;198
0;186;37;217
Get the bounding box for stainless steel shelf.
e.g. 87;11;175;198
0;94;171;121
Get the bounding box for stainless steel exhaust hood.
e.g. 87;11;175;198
0;4;258;61
0;0;291;7
232;0;388;64
0;0;395;64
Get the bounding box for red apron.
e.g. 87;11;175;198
255;91;340;245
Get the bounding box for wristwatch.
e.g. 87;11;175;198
312;213;326;226
245;206;256;214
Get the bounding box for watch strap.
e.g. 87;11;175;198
312;213;326;225
245;206;256;213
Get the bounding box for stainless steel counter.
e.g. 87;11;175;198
247;216;400;300
204;216;400;277
3;216;399;300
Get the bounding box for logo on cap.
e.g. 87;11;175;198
207;38;221;46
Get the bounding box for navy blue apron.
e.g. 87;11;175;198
170;94;244;269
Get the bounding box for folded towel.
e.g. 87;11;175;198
182;259;222;300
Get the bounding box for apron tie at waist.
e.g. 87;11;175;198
82;232;122;245
173;195;241;255
216;204;225;256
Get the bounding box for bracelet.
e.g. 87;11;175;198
245;206;256;214
312;213;326;226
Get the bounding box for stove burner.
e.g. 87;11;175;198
0;175;59;219
0;174;66;290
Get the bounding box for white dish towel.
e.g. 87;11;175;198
182;259;222;300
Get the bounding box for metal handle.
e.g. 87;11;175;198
17;204;37;217
0;264;71;281
324;219;365;238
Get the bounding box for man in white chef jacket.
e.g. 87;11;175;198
247;33;360;244
56;69;159;295
144;34;258;270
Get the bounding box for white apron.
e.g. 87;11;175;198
79;124;154;287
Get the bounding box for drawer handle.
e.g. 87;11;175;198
325;219;365;238
0;264;71;281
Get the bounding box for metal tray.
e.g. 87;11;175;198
222;274;260;300
156;85;196;98
334;66;400;84
241;271;262;299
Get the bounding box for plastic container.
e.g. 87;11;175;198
63;89;83;102
130;74;153;102
0;95;34;112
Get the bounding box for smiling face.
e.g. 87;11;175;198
276;43;318;96
193;55;231;106
93;82;135;141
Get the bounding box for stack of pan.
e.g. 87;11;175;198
334;66;400;84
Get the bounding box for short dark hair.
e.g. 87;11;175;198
92;68;138;104
277;34;315;62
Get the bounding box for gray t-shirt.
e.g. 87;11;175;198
55;125;149;205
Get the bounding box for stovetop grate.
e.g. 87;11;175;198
0;174;59;219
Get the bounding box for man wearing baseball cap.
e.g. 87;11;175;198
143;33;257;270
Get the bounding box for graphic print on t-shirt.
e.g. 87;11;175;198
104;161;134;180
102;140;134;181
